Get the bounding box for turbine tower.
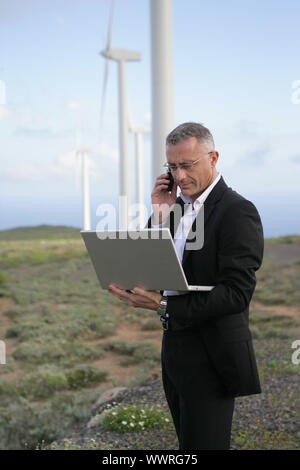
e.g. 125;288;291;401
150;0;174;185
80;149;91;230
74;130;92;231
99;1;141;228
129;123;151;228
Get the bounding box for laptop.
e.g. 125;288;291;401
80;228;214;292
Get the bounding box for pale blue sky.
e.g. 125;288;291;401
1;0;300;236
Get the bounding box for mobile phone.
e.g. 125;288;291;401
167;171;174;192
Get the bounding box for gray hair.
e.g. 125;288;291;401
166;122;215;148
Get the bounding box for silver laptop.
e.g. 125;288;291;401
80;228;214;292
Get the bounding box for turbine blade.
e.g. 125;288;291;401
106;0;115;51
99;0;114;142
99;57;109;133
75;128;81;149
74;149;81;193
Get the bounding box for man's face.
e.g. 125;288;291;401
166;136;219;201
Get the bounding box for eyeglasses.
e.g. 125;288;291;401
163;151;213;173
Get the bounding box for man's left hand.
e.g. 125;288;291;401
108;284;162;311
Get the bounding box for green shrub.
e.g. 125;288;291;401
0;242;87;268
250;325;292;339
5;325;21;338
65;365;108;390
266;359;299;375
0;269;10;297
0;388;101;450
14;365;109;400
2;306;24;320
5;303;117;343
0;270;6;286
0;356;16;375
103;340;161;367
17;367;68;399
101;404;171;433
254;262;300;306
141;319;161;330
103;340;137;356
12;339;105;365
133;343;161;364
0;379;16;397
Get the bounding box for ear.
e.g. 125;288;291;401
210;151;219;167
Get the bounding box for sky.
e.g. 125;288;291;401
1;0;300;237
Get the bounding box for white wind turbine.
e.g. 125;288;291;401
74;129;92;231
150;0;174;185
99;0;141;229
129;122;151;229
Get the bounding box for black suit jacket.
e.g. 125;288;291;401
148;176;264;397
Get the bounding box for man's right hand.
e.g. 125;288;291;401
151;173;177;225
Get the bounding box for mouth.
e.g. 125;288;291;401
181;183;192;189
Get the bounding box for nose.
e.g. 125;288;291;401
175;166;188;181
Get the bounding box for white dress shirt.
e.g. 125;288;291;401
163;173;221;296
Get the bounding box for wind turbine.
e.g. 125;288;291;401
99;0;141;229
74;130;92;231
129;123;151;229
150;0;174;186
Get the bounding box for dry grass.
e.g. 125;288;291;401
0;227;299;450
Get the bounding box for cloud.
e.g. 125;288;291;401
144;112;152;123
0;106;11;120
56;16;65;25
238;144;271;167
290;155;300;164
0;0;37;25
216;128;300;193
67;101;82;110
234;119;261;137
14;126;54;138
2;163;44;182
1;151;103;183
52;151;103;181
96;142;119;162
13;125;74;140
217;119;272;168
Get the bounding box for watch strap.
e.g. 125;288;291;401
157;296;169;330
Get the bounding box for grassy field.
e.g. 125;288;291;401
0;226;299;450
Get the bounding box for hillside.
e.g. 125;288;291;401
0;225;299;450
0;224;81;241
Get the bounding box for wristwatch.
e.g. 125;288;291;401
157;296;169;330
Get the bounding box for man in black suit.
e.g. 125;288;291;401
108;122;264;450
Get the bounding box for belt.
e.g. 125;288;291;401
159;312;169;331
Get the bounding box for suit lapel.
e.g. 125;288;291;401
181;177;229;266
163;196;185;239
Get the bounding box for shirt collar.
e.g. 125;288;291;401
179;173;221;208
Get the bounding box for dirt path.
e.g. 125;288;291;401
0;298;17;355
0;297;27;382
83;307;163;389
250;300;300;336
1;296;298;391
0;297;163;389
